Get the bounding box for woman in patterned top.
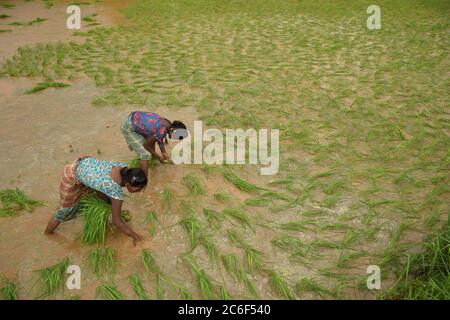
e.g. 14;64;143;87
45;156;148;245
121;111;187;176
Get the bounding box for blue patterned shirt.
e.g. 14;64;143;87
76;157;127;200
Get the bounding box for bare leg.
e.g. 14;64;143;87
44;216;60;235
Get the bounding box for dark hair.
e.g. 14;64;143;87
120;167;148;188
171;120;186;130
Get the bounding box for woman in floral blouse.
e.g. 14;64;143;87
45;156;148;245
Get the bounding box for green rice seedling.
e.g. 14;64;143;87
226;229;244;247
146;211;159;238
39;257;70;295
268;270;295;300
279;220;317;232
380;214;450;299
244;196;272;207
222;208;252;229
96;283;124;300
424;210;441;229
1;3;15;9
202;208;223;224
295;278;333;298
127;157;140;168
342;229;361;247
260;190;296;203
179;215;203;249
103;248;116;273
183;255;215;300
162;188;173;210
301;209;326;218
312;239;343;250
223;171;260;193
141;250;159;274
214;192;231;202
0;14;11;19
155;273;164;299
80;195;111;244
337;251;368;268
0;188;44;215
182;174;205;198
271;234;305;252
219;287;232;300
221;254;241;280
25;82;70;94
43;0;54;9
320;223;350;232
88;249;102;275
244;247;263;274
1;278;17;300
0;29;12;33
178;286;192;300
199;235;219;262
129;274;148;300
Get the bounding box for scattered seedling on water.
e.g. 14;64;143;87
222;208;252;229
38;257;70;296
129;274;149;300
223;171;260;193
96;283;124;300
162;188;173;211
88;248;116;276
183;174;205;198
202;208;223;225
268;270;295;300
213;192;231;202
179;214;203;249
295;277;333;298
0;188;44;217
183;255;216;300
146;211;159;238
1;277;17;300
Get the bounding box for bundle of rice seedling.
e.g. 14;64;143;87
162;188;173;210
129;274;148;300
0;188;44;216
146;211;159;238
244;247;263;274
202;208;223;224
80;195;111;244
223;171;260;193
39;257;70;295
219;287;232;300
295;278;333;298
213;192;231;202
96;283;124;300
222;208;252;229
199;235;219;262
1;277;17;300
182;174;205;198
88;248;116;275
141;250;159;274
179;215;203;249
268;270;295;300
183;255;216;300
25;82;69;94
